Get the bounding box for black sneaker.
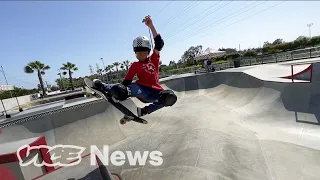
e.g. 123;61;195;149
93;79;104;91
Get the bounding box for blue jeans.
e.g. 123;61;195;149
103;83;164;114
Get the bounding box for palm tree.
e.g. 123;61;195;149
97;68;103;79
60;62;78;91
113;62;120;73
57;72;66;90
24;61;50;96
104;65;112;81
105;64;114;82
113;62;120;80
104;65;112;74
122;60;131;71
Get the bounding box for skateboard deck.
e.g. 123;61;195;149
84;78;148;124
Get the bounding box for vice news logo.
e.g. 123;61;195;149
17;145;85;167
17;145;163;167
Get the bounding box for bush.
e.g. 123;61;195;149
243;51;257;57
226;53;241;59
0;87;39;100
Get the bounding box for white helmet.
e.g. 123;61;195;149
133;36;151;52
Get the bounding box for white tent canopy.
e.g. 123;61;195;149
195;47;226;60
0;85;13;92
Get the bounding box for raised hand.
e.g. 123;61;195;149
143;15;153;28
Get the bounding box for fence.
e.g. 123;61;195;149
101;46;320;82
235;46;320;67
198;46;320;72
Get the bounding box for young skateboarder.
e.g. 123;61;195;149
93;15;177;117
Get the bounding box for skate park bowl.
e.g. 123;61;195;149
0;62;320;180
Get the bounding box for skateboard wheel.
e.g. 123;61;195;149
120;119;126;124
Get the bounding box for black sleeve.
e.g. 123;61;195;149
154;34;164;51
122;79;132;87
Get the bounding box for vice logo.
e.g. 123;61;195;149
17;145;85;167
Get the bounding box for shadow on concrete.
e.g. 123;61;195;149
162;70;320;126
163;72;264;92
280;73;320;125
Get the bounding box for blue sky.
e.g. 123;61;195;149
0;1;319;89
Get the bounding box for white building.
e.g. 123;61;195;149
0;84;13;92
195;47;226;61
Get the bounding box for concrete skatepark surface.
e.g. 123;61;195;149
1;62;320;180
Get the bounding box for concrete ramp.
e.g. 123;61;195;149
222;62;312;82
1;63;320;180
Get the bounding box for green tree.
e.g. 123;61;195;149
24;61;50;96
263;41;271;47
72;77;85;88
177;59;186;68
226;53;241;59
56;72;67;90
310;36;320;46
243;51;258;57
277;42;293;52
211;55;227;62
60;62;78;91
105;65;114;74
104;64;114;81
159;62;170;73
293;36;310;49
181;45;202;66
272;38;284;45
55;77;68;90
0;87;38;99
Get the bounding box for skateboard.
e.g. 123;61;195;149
84;78;148;125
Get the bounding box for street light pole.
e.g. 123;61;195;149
239;42;242;51
307;23;313;38
101;58;106;70
0;65;23;112
0;66;12;98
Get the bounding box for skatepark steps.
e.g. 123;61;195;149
1;65;320;179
